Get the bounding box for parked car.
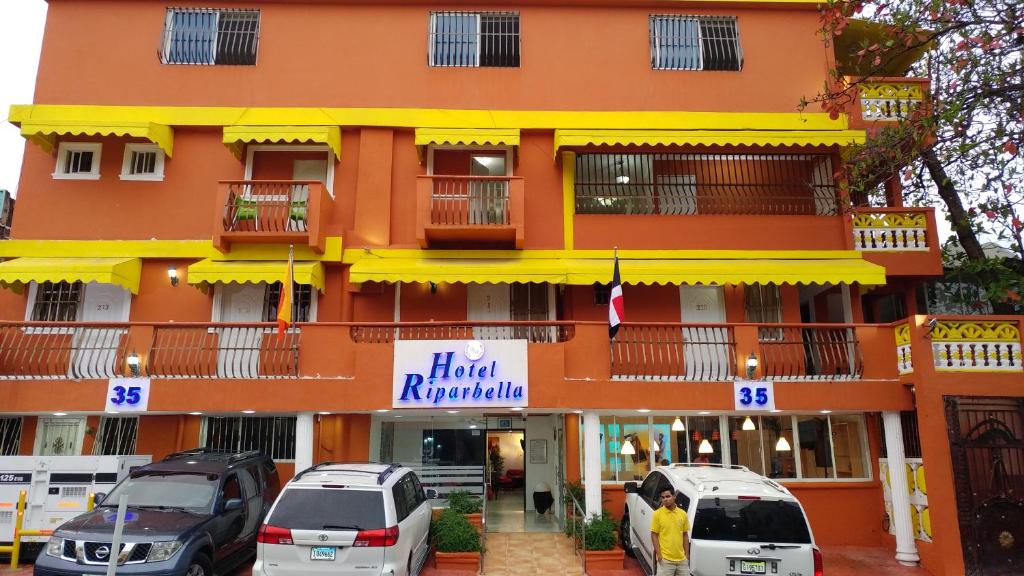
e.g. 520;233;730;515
34;448;280;576
252;462;434;576
621;464;823;576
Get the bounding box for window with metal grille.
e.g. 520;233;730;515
745;284;783;341
31;281;83;322
510;283;551;342
593;283;611;306
879;411;922;459
574;153;837;216
92;416;138;456
54;143;102;179
201;416;296;460
262;282;313;323
650;15;742;71
429;12;520;67
161;8;260;65
121;144;165;180
0;417;22;456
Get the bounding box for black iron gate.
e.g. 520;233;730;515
946;396;1024;576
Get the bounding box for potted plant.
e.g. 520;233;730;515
564;479;585;520
447;489;484;531
432;508;481;570
582;512;625;572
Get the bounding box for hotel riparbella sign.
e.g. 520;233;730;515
392;340;528;409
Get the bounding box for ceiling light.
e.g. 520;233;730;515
241;410;255;414
511;407;524;412
672;417;685;432
188;412;203;416
318;411;331;415
820;410;833;414
698;439;714;454
376;409;390;413
776;436;792;452
469;425;478;429
620;441;636;455
447;410;460;414
698;411;711;416
52;412;67;417
637;409;651;413
106;410;119;415
742;416;756;431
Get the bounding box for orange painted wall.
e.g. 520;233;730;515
400;282;468;322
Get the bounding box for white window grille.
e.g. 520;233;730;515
200;416;296;460
650;15;742;71
121;144;165;180
53;143;102;180
0;417;22;456
162;8;260;65
429;12;520;67
37;418;83;456
30;281;83;322
92;416;139;455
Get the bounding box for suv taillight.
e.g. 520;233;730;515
353;525;399;547
813;548;823;576
258;524;294;545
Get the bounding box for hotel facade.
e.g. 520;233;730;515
0;1;1021;575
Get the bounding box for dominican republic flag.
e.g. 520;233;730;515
608;254;625;339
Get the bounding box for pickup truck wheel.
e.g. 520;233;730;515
620;513;636;557
185;553;213;576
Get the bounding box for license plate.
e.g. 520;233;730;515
741;560;766;574
310;546;336;561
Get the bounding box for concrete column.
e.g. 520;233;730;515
295;412;315;477
882;411;920;566
582;411;602;519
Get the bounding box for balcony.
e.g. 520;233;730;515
849;207;942;276
213;180;333;253
847;77;931;133
416;175;525;248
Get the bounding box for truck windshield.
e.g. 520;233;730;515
692;498;812;544
101;473;218;511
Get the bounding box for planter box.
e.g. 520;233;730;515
585;547;625;572
464;512;483;532
431;507;444;522
435;550;481;571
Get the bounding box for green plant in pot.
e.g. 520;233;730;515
447;489;483;514
433;509;481;553
583;512;618;551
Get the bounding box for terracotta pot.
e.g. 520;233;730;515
431;507;444;522
584;546;625;572
434;550;481;571
464;512;483;531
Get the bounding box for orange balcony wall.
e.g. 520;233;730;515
213;180;333;253
416;175;525;249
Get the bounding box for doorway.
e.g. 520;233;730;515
486;430;526;532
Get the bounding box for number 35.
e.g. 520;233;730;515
739;387;769;406
110;386;142;406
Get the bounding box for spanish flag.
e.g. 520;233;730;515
276;245;294;340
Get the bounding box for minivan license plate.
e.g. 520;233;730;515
741;560;766;574
310;546;336;561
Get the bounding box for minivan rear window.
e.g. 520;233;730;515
692;498;811;544
268;489;386;530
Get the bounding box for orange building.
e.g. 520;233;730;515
0;1;1020;575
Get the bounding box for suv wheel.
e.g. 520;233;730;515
620;513;636;557
185;553;213;576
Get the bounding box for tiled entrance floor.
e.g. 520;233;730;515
481;532;584;576
485;490;561;533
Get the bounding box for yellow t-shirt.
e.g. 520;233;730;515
650;505;689;562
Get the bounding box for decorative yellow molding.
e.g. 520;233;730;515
895;323;911;345
860;83;925;101
562;151;576;250
0;238;343;262
852;212;927;229
341;248;870;264
932;321;1020;343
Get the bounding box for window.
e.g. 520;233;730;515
201;416;296;460
510;283;550;342
429;12;520;67
92;416;138;455
0;417;22;456
744;284;782;323
727;414;869;480
393;476;414;522
263;282;314;323
54;143;101;180
593;283;611;306
30;281;83;322
161;8;260;65
650;15;742;71
268;489;386;530
120;144;165;181
692;498;811;543
36;417;83;456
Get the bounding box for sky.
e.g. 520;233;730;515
0;1;48;198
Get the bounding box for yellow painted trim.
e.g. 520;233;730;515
562;152;575;250
222;125;341;160
0;238;343;262
0;257;143;294
19;121;174;157
9;105;851;132
414;128;520;147
187;259;326;292
342;248;869;264
553;129;866;154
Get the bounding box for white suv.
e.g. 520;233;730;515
252;463;433;576
621;464;822;576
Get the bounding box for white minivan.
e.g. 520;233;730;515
252;463;433;576
621;464;823;576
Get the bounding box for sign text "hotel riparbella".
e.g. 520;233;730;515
392;340;528;409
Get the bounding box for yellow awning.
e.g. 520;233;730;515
187;260;326;292
553;129;866;155
222;126;341;160
414;128;520;148
0;257;143;294
348;256;886;286
20;121;174;157
349;257;567;285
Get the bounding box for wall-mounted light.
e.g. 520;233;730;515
742;416;756;431
775;436;792;452
745;352;759;379
167;266;179;287
126;352;141;377
671;417;685;432
429;281;438;294
698;439;714;454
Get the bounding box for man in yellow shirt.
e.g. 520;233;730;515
650;487;690;576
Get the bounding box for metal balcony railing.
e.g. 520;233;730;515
611;323;736;381
349;321;574;344
759;326;864;381
148;323;299;379
428;176;511;226
0;323;130;380
214;180;331;253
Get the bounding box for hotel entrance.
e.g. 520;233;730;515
370;413;564;533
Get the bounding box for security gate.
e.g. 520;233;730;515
946;397;1024;576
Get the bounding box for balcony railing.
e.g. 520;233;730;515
759;326;864;381
930;319;1022;373
851;207;932;251
214;180;332;253
349;321;574;344
610;323;735;381
858;81;925;121
416;175;525;248
0;323;130;380
148;324;299;378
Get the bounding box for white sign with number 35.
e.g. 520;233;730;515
105;378;151;412
733;380;775;411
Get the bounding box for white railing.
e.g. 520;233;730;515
931;320;1022;373
860;82;924;121
399;463;486;498
852;210;929;251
